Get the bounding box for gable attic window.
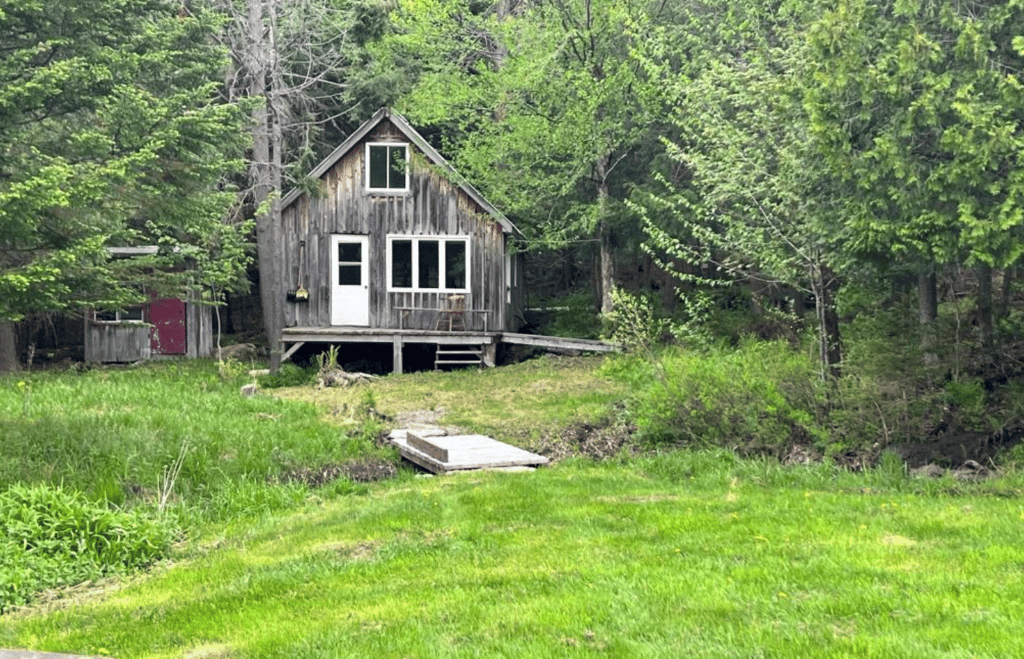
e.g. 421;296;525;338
366;142;408;192
388;236;469;292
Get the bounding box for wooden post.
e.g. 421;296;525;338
482;342;497;368
393;336;404;374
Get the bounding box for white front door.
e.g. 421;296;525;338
330;235;369;326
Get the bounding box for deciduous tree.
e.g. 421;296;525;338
379;0;669;313
210;0;367;368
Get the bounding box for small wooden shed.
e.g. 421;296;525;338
276;108;526;371
83;247;214;363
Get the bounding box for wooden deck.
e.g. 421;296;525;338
282;326;499;344
281;326;500;373
390;430;548;474
280;326;617;374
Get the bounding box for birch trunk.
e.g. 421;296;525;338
812;262;842;379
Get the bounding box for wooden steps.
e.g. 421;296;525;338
434;344;483;369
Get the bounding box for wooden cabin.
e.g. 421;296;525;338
277;108;526;372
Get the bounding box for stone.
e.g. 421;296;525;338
910;463;945;479
218;343;259;362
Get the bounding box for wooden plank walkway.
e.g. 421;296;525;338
390;430;548;474
500;333;618;353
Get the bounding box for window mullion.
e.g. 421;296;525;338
438;241;447;292
411;238;419;289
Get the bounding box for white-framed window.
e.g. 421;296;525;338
365;142;409;193
93;307;145;323
387;236;469;292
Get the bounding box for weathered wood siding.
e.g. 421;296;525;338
280;120;515;331
84;322;152;363
186;299;213;358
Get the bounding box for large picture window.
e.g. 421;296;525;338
388;236;469;292
365;143;408;192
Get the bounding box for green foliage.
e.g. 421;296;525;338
0;0;251;323
0;484;174;612
535;291;601;340
601;288;675;353
605;341;826;451
258;363;316;389
803;0;1024;270
943;377;988;431
630;0;849;378
314;345;341;373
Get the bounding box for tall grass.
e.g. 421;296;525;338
0;361;391;523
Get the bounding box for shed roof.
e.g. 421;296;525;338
280;108;523;238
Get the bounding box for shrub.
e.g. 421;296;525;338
0;484;175;612
605;339;827;454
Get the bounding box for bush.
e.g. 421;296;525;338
605;339;827;453
0;484;175;612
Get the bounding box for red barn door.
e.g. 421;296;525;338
148;298;187;355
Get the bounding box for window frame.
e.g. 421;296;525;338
364;142;410;193
92;306;146;323
386;235;471;293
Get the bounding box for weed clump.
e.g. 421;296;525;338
0;484;175;612
258;363;316;388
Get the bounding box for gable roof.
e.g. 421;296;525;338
280;107;523;238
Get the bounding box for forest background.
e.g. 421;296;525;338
2;0;1024;461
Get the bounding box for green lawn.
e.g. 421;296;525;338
3;452;1023;658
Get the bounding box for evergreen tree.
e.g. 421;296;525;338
0;0;251;370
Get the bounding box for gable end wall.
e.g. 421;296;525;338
280;120;512;331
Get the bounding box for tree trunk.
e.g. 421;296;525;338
919;270;939;368
267;0;286;371
812;262;842;380
248;0;281;371
996;267;1013;323
0;321;20;373
977;262;994;357
595;155;614;314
